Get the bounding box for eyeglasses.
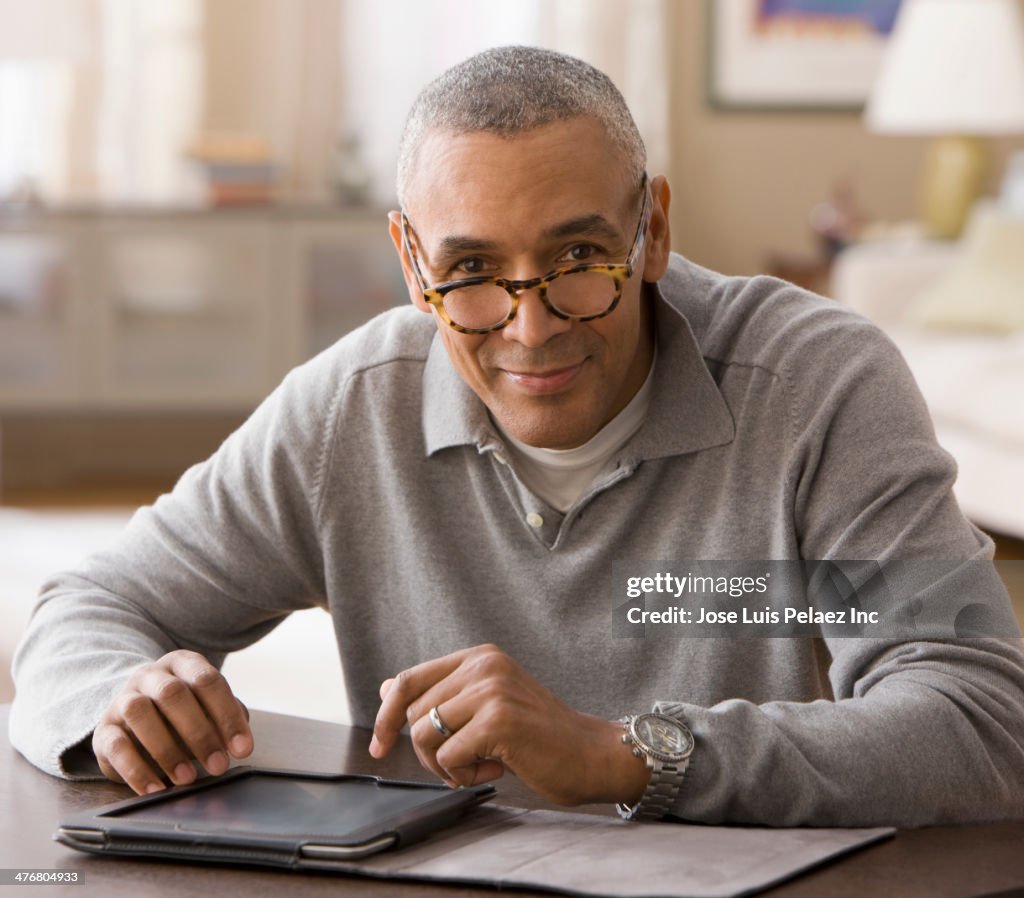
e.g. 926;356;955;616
400;175;652;334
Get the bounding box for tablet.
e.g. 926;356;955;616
55;766;496;870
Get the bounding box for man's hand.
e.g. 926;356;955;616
370;644;649;806
92;649;253;794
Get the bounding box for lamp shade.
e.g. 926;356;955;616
866;0;1024;135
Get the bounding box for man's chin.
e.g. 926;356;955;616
491;402;599;450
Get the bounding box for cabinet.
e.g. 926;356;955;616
278;215;405;367
0;206;407;413
0;223;87;407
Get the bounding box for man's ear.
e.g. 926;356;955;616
641;175;672;283
387;210;433;314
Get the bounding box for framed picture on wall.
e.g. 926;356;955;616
707;0;903;111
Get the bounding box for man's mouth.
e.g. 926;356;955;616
502;362;584;394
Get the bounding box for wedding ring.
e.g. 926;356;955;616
428;705;452;738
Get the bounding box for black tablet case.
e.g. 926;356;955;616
55;766;496;871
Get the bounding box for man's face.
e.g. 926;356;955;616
390;117;671;449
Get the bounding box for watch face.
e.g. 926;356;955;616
632;714;694;762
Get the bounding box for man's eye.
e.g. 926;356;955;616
454;257;487;276
558;244;601;264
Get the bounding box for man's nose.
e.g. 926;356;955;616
501;287;573;348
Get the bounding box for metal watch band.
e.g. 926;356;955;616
616;757;689;821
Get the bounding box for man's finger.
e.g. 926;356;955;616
370;649;474;757
406;696;473;782
134;668;229;775
435;722;508;787
408;727;449;782
449;758;505;788
114;690;197;785
168;653;253;758
93;723;166;795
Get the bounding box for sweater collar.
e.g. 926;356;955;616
421;255;735;460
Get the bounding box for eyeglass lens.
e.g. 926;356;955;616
442;269;619;331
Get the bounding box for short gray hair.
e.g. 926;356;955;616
396;45;646;206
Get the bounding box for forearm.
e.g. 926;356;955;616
9;586;205;779
657;638;1024;827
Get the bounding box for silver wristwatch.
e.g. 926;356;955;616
616;712;694;821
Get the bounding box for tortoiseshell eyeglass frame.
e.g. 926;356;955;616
399;174;652;335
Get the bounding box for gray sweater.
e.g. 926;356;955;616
11;254;1024;826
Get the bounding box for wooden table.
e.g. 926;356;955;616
2;706;1022;897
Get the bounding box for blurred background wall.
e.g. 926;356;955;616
2;0;1023;716
6;0;1022;269
668;0;1023;274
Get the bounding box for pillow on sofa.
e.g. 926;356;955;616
907;202;1024;333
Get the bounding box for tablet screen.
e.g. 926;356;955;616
110;774;454;838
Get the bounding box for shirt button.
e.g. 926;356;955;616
526;512;544;528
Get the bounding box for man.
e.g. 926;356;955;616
10;47;1024;826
